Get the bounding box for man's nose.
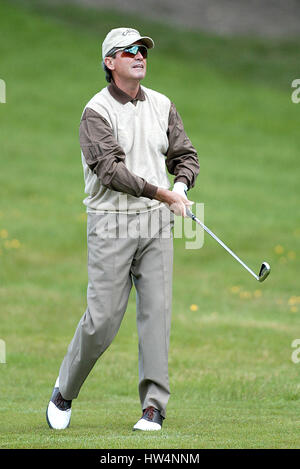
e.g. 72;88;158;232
135;51;144;59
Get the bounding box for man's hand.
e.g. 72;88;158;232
172;181;188;199
155;187;193;217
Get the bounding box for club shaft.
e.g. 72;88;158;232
188;212;259;281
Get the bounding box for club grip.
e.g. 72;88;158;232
186;207;195;220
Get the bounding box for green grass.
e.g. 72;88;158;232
0;0;300;449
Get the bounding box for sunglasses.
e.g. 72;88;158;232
116;45;148;59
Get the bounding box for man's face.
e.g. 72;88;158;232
105;42;147;82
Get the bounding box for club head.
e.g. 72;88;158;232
258;262;271;282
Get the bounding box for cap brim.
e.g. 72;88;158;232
136;36;155;49
114;36;154;51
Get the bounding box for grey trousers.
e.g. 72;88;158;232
59;206;174;418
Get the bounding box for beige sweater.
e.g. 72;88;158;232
80;82;199;213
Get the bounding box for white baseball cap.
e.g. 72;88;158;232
102;27;154;60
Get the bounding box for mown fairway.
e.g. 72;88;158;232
0;0;300;448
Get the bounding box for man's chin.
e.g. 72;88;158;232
131;71;146;81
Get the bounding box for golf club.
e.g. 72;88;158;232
186;208;270;282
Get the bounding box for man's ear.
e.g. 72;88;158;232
104;57;115;71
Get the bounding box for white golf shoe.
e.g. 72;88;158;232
133;406;164;431
46;378;72;430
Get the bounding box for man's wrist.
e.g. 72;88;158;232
154;187;169;203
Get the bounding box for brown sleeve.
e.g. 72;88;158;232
166;102;200;189
79;107;158;199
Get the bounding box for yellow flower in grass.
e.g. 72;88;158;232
290;306;298;313
288;296;300;306
10;239;21;249
254;290;262;298
230;286;240;294
190;304;198;312
0;229;8;239
287;251;296;260
274;245;284;255
4;239;21;249
240;291;252;299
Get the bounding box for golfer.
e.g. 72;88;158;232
46;27;199;431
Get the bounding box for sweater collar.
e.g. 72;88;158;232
108;80;146;105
